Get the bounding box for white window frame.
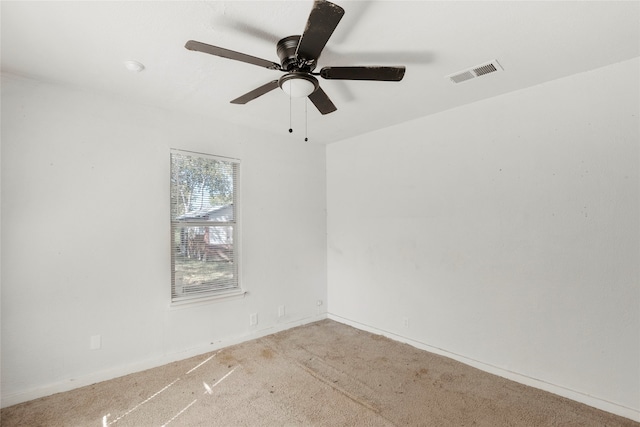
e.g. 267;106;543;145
170;149;242;305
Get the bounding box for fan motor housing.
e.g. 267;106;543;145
277;35;316;72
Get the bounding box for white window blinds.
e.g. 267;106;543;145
170;150;240;303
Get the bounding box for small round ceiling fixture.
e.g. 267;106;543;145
124;60;145;72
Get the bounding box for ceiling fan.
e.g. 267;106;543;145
185;0;405;115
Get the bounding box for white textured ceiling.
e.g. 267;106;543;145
2;1;639;143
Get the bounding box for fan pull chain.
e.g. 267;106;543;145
304;99;308;142
288;89;293;134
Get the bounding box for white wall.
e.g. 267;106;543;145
1;74;327;405
327;58;639;420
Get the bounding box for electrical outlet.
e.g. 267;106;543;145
278;305;286;318
249;313;258;326
402;317;410;328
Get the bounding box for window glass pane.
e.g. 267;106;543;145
172;225;236;297
171;153;236;221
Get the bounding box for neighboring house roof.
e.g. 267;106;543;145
177;204;233;222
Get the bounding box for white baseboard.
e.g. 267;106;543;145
328;313;640;423
1;313;327;409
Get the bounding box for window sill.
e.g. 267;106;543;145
169;289;247;310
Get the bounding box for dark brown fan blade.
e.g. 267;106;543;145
230;80;279;104
320;66;406;81
295;0;345;62
308;86;337;115
185;40;281;70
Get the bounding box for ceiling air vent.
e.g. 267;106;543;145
447;60;503;84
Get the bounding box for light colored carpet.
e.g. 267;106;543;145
2;319;637;426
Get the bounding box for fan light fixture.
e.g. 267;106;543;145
279;73;318;98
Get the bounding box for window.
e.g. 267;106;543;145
170;150;240;303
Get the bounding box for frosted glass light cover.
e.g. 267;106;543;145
282;78;316;97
